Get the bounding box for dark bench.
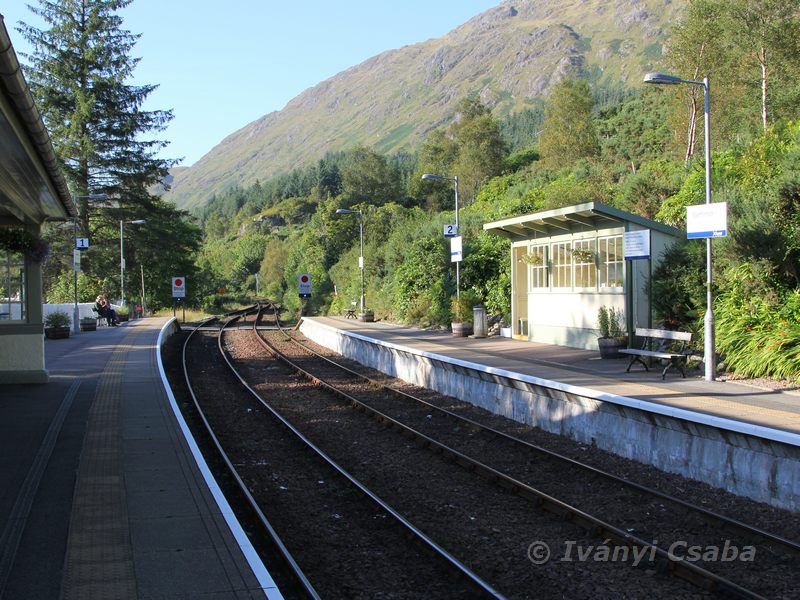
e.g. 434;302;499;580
619;327;693;379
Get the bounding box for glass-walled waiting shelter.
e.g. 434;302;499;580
0;17;74;383
484;202;681;350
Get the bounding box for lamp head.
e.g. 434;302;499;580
129;219;146;225
644;72;685;85
421;173;445;181
335;209;356;215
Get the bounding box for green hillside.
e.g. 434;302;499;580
165;0;684;210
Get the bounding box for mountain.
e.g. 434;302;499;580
165;0;684;211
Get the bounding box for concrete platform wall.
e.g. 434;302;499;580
300;318;800;512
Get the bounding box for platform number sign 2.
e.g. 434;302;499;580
443;224;457;238
298;273;312;298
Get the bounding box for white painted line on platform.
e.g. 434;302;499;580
307;318;800;449
156;318;283;600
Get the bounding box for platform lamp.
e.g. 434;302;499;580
335;208;365;313
71;193;107;333
421;173;460;301
120;219;146;306
644;72;715;381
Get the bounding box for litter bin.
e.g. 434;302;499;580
473;304;487;338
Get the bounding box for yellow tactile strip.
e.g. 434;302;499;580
61;331;139;600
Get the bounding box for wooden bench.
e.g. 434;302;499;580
619;327;693;379
344;301;357;319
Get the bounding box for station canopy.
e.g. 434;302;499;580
483;201;679;241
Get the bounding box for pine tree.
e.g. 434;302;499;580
18;0;201;307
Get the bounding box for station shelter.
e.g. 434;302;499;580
483;202;682;351
0;17;75;383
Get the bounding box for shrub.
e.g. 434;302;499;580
597;306;625;338
450;291;481;323
715;264;800;382
45;310;71;328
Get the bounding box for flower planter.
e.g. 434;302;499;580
499;326;512;338
358;312;374;323
451;322;473;337
80;320;97;332
117;313;130;322
598;337;627;359
44;326;70;340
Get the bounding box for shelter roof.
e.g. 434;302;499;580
483;201;681;242
0;16;74;225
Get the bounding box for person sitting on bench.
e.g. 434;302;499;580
95;294;119;326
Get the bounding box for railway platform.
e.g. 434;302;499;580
308;316;800;436
0;317;278;600
300;316;800;511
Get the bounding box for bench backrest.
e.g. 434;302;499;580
634;327;692;342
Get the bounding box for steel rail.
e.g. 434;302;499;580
182;307;321;600
255;304;766;600
267;313;800;562
221;306;506;600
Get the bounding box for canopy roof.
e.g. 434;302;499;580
0;16;74;225
483;201;681;242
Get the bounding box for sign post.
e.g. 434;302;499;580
172;276;186;321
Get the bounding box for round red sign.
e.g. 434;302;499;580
300;275;309;283
174;278;183;286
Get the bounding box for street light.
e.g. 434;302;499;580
71;193;107;333
120;219;146;306
644;71;716;381
335;208;365;313
421;173;460;301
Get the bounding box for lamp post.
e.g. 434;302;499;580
335;208;365;313
120;219;146;307
644;72;715;381
421;173;460;300
71;193;107;333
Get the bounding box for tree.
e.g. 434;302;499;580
19;0;199;306
538;79;599;169
340;146;399;205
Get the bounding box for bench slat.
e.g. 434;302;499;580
634;327;692;341
620;349;684;360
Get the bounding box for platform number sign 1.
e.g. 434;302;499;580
298;273;312;298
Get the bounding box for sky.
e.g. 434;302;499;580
2;0;500;167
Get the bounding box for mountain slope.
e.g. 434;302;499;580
166;0;683;210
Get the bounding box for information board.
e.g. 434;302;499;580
687;202;728;239
624;230;650;260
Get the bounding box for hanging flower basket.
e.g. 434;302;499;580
570;248;595;263
519;252;543;265
0;228;50;263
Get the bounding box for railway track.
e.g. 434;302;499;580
215;305;703;597
246;302;799;599
179;306;503;599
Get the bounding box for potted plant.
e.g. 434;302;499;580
44;310;71;339
116;305;130;322
358;308;374;322
597;306;627;358
79;316;97;331
450;294;476;337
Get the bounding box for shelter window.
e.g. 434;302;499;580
599;235;624;289
0;250;26;322
572;239;596;289
552;242;572;289
527;244;548;290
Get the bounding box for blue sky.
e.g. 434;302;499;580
3;0;499;166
